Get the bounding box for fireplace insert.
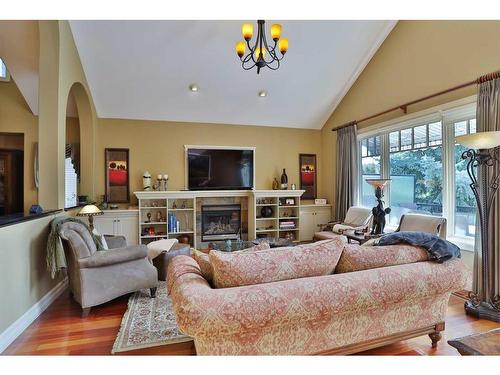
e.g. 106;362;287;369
201;204;241;241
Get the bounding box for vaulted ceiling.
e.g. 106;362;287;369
69;20;396;129
0;21;396;128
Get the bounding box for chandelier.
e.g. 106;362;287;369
235;20;288;74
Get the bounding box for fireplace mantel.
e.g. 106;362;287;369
134;190;305;249
134;190;304;200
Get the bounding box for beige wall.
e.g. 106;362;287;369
0;80;38;212
0;212;64;335
96;119;322;205
321;20;500;210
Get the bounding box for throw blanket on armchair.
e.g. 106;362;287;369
375;231;461;263
46;217;104;278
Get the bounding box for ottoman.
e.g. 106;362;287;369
152;243;191;281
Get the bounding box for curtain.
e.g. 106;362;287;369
335;124;359;220
474;77;500;301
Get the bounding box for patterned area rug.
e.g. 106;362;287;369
112;281;192;353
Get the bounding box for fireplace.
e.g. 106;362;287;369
201;204;241;241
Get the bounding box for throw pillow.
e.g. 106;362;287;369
335;243;429;273
209;238;346;288
92;228;108;250
192;242;271;284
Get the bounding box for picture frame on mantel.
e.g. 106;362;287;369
299;153;317;200
105;148;130;203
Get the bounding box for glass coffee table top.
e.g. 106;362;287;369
206;238;295;252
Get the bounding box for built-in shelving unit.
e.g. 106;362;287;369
137;194;196;247
251;190;304;243
135;190;304;249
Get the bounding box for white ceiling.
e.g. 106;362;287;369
70;20;396;129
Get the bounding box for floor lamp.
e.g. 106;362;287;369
456;131;500;323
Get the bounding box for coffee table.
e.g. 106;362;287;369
447;328;500;355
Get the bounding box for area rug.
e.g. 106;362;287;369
111;281;192;353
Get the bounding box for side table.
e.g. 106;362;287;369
448;328;500;355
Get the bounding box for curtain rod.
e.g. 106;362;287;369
331;70;500;132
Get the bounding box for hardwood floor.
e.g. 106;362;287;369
3;291;499;355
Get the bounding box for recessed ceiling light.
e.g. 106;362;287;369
258;90;267;97
189;84;198;92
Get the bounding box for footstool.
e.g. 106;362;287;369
152;243;191;281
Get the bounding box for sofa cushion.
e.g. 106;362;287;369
335;244;429;273
209;238;345;288
192;242;271;284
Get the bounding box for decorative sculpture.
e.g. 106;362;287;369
143;171;152;191
366;179;391;235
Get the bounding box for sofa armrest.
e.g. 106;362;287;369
78;245;148;268
104;235;127;249
168;255;469;338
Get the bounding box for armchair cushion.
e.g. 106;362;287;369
78;245;148;269
343;207;372;227
104;235;127;249
397;214;447;239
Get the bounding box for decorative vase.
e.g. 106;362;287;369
260;206;273;218
272;178;279;190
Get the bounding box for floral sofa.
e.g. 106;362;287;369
167;241;469;355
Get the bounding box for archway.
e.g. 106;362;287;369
65;82;95;206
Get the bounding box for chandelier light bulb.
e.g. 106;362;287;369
242;23;253;41
271;24;282;40
279;38;289;54
235;41;246;58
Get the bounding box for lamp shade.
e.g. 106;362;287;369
235;41;246;57
366;178;391;189
242;23;253;40
456;131;500;150
271;24;282;40
278;38;288;54
77;204;103;217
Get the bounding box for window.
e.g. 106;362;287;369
64;144;79;209
387;122;443;226
357;100;477;247
360;136;381;208
454;119;477;238
0;58;9;81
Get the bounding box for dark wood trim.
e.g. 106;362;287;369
332;69;500;132
314;322;445;355
104;148;130;203
0;209;62;228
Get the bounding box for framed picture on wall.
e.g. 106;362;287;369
105;148;130;203
299;154;317;200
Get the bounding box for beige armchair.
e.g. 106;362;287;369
58;221;158;317
314;207;373;241
396;213;447;239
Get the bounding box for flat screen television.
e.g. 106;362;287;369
187;147;254;190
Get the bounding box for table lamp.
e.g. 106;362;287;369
456;130;500;322
366;178;391;234
77;204;104;231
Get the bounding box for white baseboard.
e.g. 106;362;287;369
0;277;68;353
